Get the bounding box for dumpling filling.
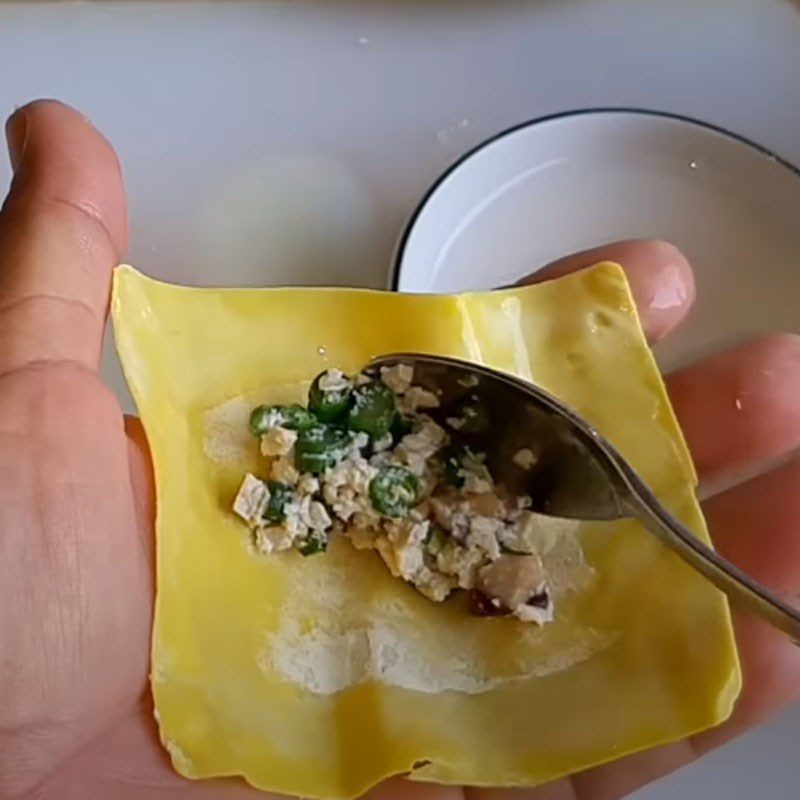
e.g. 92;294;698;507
233;365;580;624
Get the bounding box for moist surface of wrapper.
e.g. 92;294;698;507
112;263;740;799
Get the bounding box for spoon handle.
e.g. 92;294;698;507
623;472;800;643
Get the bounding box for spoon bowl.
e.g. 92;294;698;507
368;352;800;642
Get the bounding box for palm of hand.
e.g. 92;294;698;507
0;362;148;785
2;102;800;800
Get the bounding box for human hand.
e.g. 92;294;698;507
2;100;799;800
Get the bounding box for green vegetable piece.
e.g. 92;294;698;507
347;380;396;438
390;413;413;442
299;531;328;556
295;452;329;474
369;465;419;518
279;405;317;431
249;405;282;436
308;371;353;423
249;404;315;435
295;425;350;474
263;481;293;523
296;424;351;454
425;523;448;557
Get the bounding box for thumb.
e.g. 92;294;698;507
0;100;128;376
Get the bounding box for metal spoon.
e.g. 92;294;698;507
368;352;800;642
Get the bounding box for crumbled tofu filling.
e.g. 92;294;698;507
261;427;297;457
317;368;351;393
513;447;538;470
232;365;578;624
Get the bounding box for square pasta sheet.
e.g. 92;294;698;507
112;262;740;799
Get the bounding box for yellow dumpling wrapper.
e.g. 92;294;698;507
112;262;740;799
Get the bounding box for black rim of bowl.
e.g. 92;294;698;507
389;107;800;291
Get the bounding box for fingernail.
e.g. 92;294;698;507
5;107;28;172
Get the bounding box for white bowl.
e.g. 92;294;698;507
393;109;800;369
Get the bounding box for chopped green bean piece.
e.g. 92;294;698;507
295;452;329;474
295;425;350;474
390;412;413;443
347;380;396;438
308;371;353;423
262;481;293;523
299;531;328;556
249;405;282;436
249;404;315;435
369;465;419;518
279;405;318;431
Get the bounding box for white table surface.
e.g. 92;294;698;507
1;1;799;797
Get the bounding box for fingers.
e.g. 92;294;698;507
518;239;695;344
693;457;800;752
581;458;800;795
363;780;461;800
0;100;127;375
706;456;800;591
520;241;800;493
467;782;575;799
57;697;463;799
665;335;800;490
489;244;800;799
470;456;800;800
